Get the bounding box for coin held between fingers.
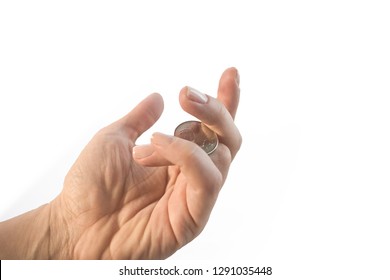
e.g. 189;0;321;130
174;121;218;155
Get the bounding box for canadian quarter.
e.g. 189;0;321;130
174;121;218;155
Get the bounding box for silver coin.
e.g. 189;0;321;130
174;121;218;155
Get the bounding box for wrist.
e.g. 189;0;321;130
48;197;72;259
0;197;73;259
0;204;50;259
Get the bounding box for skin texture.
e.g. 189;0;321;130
0;67;241;259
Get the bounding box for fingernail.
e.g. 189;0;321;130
186;86;208;104
151;132;174;146
132;145;154;159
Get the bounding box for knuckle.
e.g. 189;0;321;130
236;130;243;151
176;139;200;166
218;144;232;164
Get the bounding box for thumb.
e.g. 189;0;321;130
118;93;164;141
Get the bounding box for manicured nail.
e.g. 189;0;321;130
186;86;208;104
132;145;154;159
151;132;174;146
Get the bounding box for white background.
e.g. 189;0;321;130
1;0;389;278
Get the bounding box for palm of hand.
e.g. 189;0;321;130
59;127;205;259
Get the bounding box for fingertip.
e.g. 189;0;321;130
151;132;175;148
119;92;165;140
221;67;240;84
218;68;240;119
179;86;202;114
132;144;154;160
132;143;172;166
149;92;165;113
178;86;188;106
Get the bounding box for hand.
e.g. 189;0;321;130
0;68;241;259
